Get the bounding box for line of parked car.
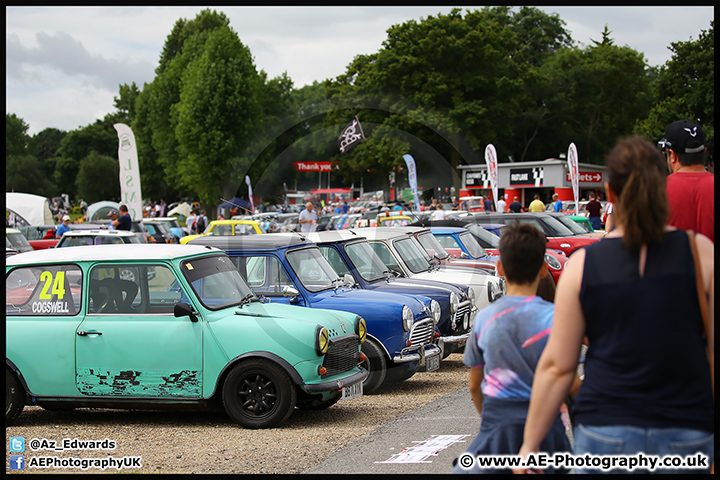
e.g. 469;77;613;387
6;211;602;429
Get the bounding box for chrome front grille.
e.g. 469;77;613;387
408;318;435;346
453;300;472;332
322;336;360;378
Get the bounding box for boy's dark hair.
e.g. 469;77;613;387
498;222;547;285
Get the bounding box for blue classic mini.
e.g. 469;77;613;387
306;230;477;361
189;234;442;393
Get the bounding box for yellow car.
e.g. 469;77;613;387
377;215;414;227
180;220;265;244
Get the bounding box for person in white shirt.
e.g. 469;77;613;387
497;196;507;213
433;203;446;220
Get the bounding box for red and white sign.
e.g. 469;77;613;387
295;161;335;172
565;171;603;183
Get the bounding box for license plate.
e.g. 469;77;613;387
425;353;440;372
341;382;362;400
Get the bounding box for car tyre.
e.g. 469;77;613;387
6;367;25;425
222;359;296;429
383;363;415;383
295;395;341;410
360;339;386;394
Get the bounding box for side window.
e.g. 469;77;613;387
88;264;180;314
244;256;266;286
6;264;82;316
236;255;292;296
369;243;401;272
318;247;350;277
437;235;461;250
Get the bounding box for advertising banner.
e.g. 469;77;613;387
294;161;335;172
485;144;499;210
402;154;421;212
113;123;142;220
568;143;580;215
245;176;254;213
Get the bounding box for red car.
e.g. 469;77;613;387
430;224;568;285
465;212;601;257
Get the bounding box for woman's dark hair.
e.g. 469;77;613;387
606;136;668;250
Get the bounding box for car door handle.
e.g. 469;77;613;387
77;331;102;336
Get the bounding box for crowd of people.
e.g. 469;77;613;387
453;120;713;475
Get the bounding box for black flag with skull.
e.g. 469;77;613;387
338;116;365;154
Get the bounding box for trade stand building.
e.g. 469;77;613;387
458;159;608;208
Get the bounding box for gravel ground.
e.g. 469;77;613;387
6;353;471;474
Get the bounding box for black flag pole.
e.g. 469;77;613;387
338;116;365;155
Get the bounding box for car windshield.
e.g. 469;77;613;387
534;216;577;236
459;232;487;258
6;232;34;252
180;254;255;310
416;231;450;260
552;214;589;235
393;237;432;274
465;224;500;248
345;241;389;282
286;247;340;292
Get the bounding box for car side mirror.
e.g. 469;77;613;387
282;285;299;297
174;302;198;322
460;252;470;259
342;274;356;287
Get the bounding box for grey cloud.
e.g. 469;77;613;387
6;31;154;91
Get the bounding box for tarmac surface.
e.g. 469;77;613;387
305;385;479;474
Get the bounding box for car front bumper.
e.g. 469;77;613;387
301;367;368;393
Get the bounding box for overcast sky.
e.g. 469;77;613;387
6;5;714;136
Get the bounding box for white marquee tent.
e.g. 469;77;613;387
6;192;55;226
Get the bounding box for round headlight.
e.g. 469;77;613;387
463;313;470;330
430;300;441;324
449;292;459;314
402;305;414;332
467;287;476;304
487;282;497;303
315;326;329;356
355;316;367;343
545;253;562;270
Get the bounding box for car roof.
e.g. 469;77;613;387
305;230;366;244
349;226;426;240
6;244;218;265
427;226;468;234
188;232;311;250
60;229;136;236
6;228;22;234
209;220;261;226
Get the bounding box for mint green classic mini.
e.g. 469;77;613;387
5;245;367;428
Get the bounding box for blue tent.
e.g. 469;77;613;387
218;198;252;213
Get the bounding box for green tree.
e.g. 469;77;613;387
113;82;141;124
540;37;653;163
324;7;573;195
172;26;264;208
635;21;713;163
29;128;66;190
6;113;30;156
75;151;121;203
6;154;55;195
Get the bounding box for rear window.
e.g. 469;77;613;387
6;264;83;316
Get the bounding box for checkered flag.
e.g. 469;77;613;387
533;168;544;186
338;116;365;155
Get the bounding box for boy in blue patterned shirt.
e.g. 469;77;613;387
452;222;571;474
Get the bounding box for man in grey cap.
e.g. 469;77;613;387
659;120;713;242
